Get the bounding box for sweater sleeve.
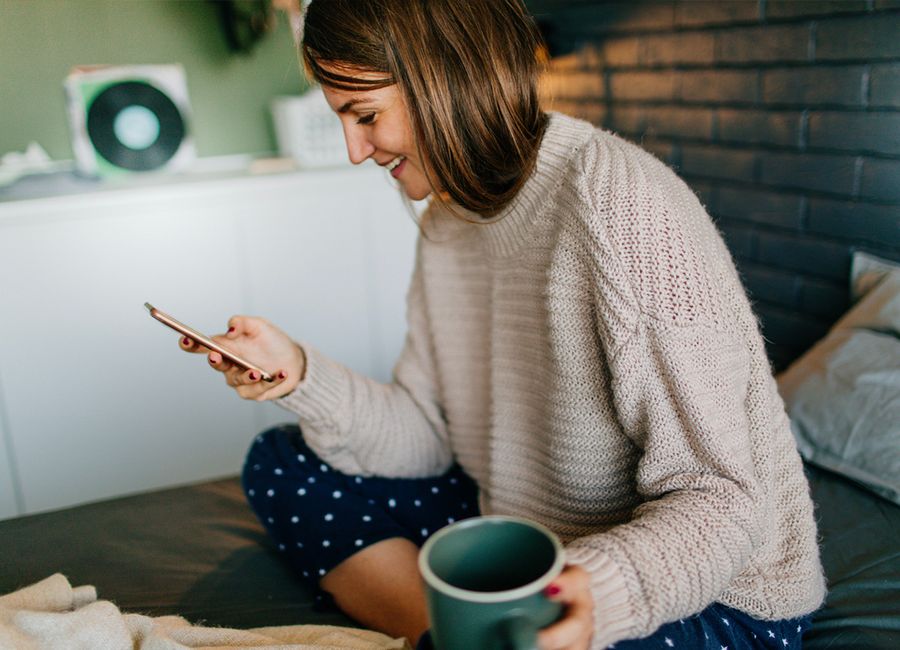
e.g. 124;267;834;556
276;244;453;478
566;318;766;647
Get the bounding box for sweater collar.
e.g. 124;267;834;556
424;112;595;257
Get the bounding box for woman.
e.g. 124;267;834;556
181;1;825;648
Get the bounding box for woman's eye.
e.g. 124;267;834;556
356;113;376;125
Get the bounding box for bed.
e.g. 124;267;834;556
0;460;897;648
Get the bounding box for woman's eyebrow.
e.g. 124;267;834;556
337;98;369;113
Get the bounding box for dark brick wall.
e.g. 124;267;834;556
530;0;900;370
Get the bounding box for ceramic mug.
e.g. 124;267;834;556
418;515;565;650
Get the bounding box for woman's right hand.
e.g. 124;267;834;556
179;315;306;402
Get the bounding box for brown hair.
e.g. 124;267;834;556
302;0;548;218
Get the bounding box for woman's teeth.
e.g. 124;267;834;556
386;156;405;171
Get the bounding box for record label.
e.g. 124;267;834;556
86;81;186;171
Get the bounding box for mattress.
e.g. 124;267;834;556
0;465;896;647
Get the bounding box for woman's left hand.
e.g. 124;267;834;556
537;564;595;650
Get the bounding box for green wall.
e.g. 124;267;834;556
0;0;308;160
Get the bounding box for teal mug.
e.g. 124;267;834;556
418;515;565;650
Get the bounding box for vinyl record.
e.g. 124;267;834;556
86;81;186;171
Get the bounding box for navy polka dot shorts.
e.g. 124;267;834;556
242;424;479;588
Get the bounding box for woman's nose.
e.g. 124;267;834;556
342;124;375;165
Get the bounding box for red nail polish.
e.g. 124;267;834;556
249;372;258;381
544;584;561;596
182;337;191;346
228;327;235;333
278;371;286;380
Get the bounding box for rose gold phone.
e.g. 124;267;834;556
144;302;274;382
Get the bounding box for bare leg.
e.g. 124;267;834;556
320;537;429;643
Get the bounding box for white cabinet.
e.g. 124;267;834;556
0;166;417;518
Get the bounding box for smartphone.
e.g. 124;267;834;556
145;302;274;382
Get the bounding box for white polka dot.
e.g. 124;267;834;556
362;515;372;522
421;528;429;537
274;468;283;475
297;454;306;462
355;477;363;484
253;464;261;471
303;570;309;577
461;502;469;509
324;513;334;521
332;490;342;499
367;499;375;505
267;517;274;523
414;499;422;507
278;543;285;551
322;540;331;547
291;516;299;523
431;486;439;494
318;569;326;576
447;517;455;524
308;477;316;484
266;489;275;497
297;542;303;548
320;464;329;472
449;477;458;484
355;539;363;546
248;489;255;497
256;436;264;444
297;488;306;496
388;499;396;508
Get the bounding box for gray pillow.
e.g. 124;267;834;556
778;264;900;505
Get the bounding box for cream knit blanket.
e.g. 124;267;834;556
0;574;410;650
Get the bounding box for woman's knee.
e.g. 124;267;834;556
241;424;301;492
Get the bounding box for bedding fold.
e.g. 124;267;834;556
0;574;411;650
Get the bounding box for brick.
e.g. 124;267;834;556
609;71;677;101
816;13;900;61
798;277;850;320
542;70;605;100
740;263;800;308
643;106;714;139
860;158;900;202
717;222;757;259
543;100;607;126
640;32;715;66
763;66;866;106
716;24;811;64
717;109;802;147
687;179;716;209
755;305;830;352
558;2;676;34
681;145;756;181
759;151;858;196
871;63;900;108
602;37;640;68
680;70;758;103
675;0;759;27
766;1;868;19
756;231;851;280
639;138;676;166
606;105;646;135
808;199;900;246
808;112;900;156
717;187;804;230
875;0;900;8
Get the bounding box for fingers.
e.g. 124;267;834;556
537;565;594;650
234;368;295;401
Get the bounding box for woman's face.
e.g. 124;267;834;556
320;69;432;201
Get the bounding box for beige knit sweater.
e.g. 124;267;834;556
279;113;826;647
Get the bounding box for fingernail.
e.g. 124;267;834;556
278;371;286;380
228;327;235;333
249;372;259;381
209;357;218;365
182;337;191;346
544;584;561;596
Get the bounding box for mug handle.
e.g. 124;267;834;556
499;613;539;650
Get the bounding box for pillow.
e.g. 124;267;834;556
850;251;900;303
778;264;900;505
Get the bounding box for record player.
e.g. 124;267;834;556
65;65;196;178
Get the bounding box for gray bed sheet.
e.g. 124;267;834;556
0;465;896;648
